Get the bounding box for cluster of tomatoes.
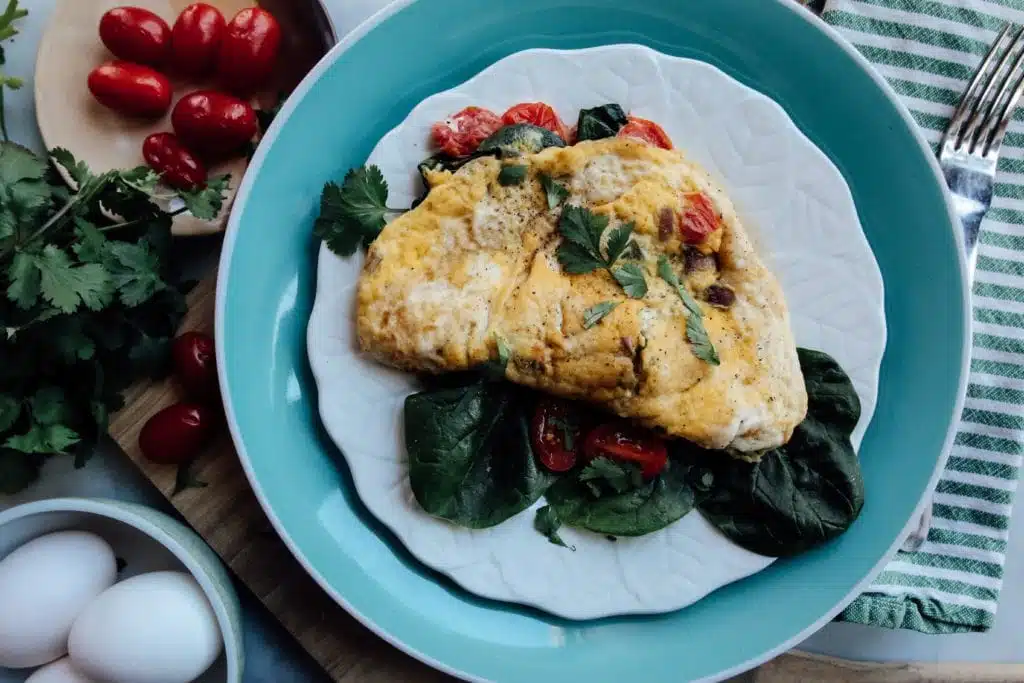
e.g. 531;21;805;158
138;332;221;467
532;398;669;479
88;4;282;190
429;101;674;157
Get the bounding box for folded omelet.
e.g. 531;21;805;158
356;138;807;453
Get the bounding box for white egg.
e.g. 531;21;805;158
24;657;98;683
68;570;223;683
0;530;117;668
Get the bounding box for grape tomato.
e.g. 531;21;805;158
87;61;172;118
98;7;171;67
170;3;226;77
142;133;207;190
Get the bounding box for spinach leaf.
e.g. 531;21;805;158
695;348;864;557
535;505;573;550
404;376;558;528
545;456;699;537
478;124;566;157
576;104;628;141
411;149;501;209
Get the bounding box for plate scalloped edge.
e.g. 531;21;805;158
306;44;886;620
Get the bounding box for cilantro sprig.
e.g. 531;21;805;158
314;165;407;257
657;255;720;365
556;205;647;299
0;4;230;494
579;456;644;497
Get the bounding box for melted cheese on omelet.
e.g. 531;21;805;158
356;138;807;453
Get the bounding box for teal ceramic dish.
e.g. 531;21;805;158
215;1;969;681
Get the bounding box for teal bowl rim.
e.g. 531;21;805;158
214;0;971;680
0;497;243;683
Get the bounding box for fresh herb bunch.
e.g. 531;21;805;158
0;2;228;492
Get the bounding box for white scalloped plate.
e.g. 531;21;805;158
306;45;886;620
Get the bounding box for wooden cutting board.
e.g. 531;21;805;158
106;272;1024;683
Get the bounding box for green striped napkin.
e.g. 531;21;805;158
820;0;1023;634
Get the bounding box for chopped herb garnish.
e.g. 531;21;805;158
539;173;569;209
579;456;645;495
612;263;648;298
534;505;574;550
555;206;646;296
583;300;619;329
657;255;720;365
483;333;512;380
497;164;528;186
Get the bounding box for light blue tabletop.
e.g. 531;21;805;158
2;2;1022;681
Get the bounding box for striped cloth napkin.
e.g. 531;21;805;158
819;0;1024;633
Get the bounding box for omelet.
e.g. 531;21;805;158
356;137;807;453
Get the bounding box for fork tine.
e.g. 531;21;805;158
944;24;1013;148
985;63;1024;156
959;25;1024;151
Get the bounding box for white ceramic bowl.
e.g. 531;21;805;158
0;498;243;683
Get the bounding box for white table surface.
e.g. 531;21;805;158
2;0;1022;676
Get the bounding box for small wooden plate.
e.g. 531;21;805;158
34;0;333;236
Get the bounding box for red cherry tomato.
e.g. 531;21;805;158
171;89;258;159
617;116;673;150
98;7;171;67
216;7;281;93
583;422;668;479
139;402;217;465
501;102;569;140
171;331;219;400
87;60;172;118
430;106;503;157
142;133;207;190
170;3;226;77
680;192;719;244
531;398;586;473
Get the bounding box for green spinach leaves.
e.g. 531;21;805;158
403;348;864;557
695;349;864;557
404;375;557;528
576;104;628;141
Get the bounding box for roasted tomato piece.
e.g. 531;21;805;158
501;102;569;140
531;398;586;472
680;191;720;244
617;115;673;149
583;422;668;479
430;106;503;157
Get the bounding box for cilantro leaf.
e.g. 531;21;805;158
622;241;644;260
605;222;634;265
612;263;647;298
559;204;607;257
534;505;573;550
497;164;527;186
34;245;112;313
547;415;576;451
687;315;721;365
5;423;79;453
107;241;162;307
0;393;19;432
30;387;67;425
657;255;720;365
179;174;229;220
556;241;606;274
557;205;609;274
539;173;569;210
314;165;398;257
482;333;512;380
6;249;39;308
0;141;46;184
583;300;619;329
579;456;644;494
50;147;91;190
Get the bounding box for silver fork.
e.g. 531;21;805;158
904;24;1024;552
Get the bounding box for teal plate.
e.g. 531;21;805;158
215;1;969;681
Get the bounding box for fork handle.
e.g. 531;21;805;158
942;165;986;282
